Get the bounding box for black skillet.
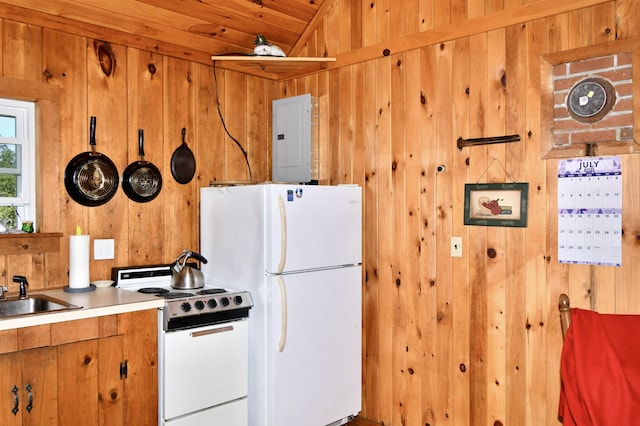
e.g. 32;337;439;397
170;128;196;184
122;129;162;203
64;116;119;207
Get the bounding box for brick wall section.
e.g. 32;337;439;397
552;52;633;147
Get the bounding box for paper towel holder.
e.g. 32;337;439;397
63;284;96;293
66;229;95;293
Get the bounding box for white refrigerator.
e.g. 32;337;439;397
200;183;362;426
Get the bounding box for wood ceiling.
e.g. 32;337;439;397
2;0;332;79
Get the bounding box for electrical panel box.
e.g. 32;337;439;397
272;93;318;183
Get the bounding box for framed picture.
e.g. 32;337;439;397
464;182;529;227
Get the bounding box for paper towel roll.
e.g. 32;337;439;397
69;234;90;289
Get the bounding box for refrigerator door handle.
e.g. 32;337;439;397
276;195;288;352
277;275;288;352
277;195;287;274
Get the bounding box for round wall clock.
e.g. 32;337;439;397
566;77;616;123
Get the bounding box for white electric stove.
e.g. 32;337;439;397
112;264;253;426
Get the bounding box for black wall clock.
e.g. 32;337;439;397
566;77;616;123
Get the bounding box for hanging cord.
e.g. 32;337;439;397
212;60;253;181
475;157;517;183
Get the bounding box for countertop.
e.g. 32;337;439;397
0;286;164;331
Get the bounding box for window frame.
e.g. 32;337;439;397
0;98;36;230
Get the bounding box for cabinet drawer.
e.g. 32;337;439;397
0;314;122;353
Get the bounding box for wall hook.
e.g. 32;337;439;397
457;134;521;150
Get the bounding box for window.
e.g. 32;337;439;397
0;98;35;232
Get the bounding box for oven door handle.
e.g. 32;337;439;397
190;325;234;337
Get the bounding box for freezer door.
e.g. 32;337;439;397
265;266;361;426
265;184;361;274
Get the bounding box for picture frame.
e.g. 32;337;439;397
464;182;529;227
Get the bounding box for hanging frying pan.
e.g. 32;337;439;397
64;116;119;207
122;129;162;203
170;127;196;184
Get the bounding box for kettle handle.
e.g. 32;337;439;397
173;250;189;272
187;251;208;265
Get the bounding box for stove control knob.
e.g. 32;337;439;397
208;299;218;309
233;295;243;305
181;302;191;312
220;297;230;307
194;300;205;310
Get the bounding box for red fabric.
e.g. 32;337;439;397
559;307;640;425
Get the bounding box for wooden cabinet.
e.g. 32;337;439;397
0;233;63;255
57;336;126;424
119;310;158;424
0;346;58;425
0;310;157;425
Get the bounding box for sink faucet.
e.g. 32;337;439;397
13;276;28;299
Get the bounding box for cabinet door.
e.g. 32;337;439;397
58;339;99;424
120;309;158;425
0;352;21;426
21;346;58;426
98;335;124;425
0;347;58;426
58;334;125;425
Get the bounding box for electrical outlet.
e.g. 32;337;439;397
451;236;462;257
94;239;115;260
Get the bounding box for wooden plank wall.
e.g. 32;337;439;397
278;0;640;425
0;16;276;292
1;1;640;425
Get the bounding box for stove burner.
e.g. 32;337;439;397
138;287;170;295
197;288;226;295
164;292;195;299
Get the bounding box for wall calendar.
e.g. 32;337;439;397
557;156;622;266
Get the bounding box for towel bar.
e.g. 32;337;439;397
559;293;571;339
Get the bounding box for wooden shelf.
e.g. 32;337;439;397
0;232;63;255
211;56;336;81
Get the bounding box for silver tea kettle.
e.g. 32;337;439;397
171;249;208;289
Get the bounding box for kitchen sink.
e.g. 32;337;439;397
0;295;81;318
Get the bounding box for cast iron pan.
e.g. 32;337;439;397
122;129;162;203
64;116;119;207
170;128;196;184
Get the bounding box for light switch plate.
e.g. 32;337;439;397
451;236;462;257
94;239;115;260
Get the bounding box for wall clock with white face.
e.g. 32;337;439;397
566;77;616;123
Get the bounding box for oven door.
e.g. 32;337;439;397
164;399;248;426
160;318;249;423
